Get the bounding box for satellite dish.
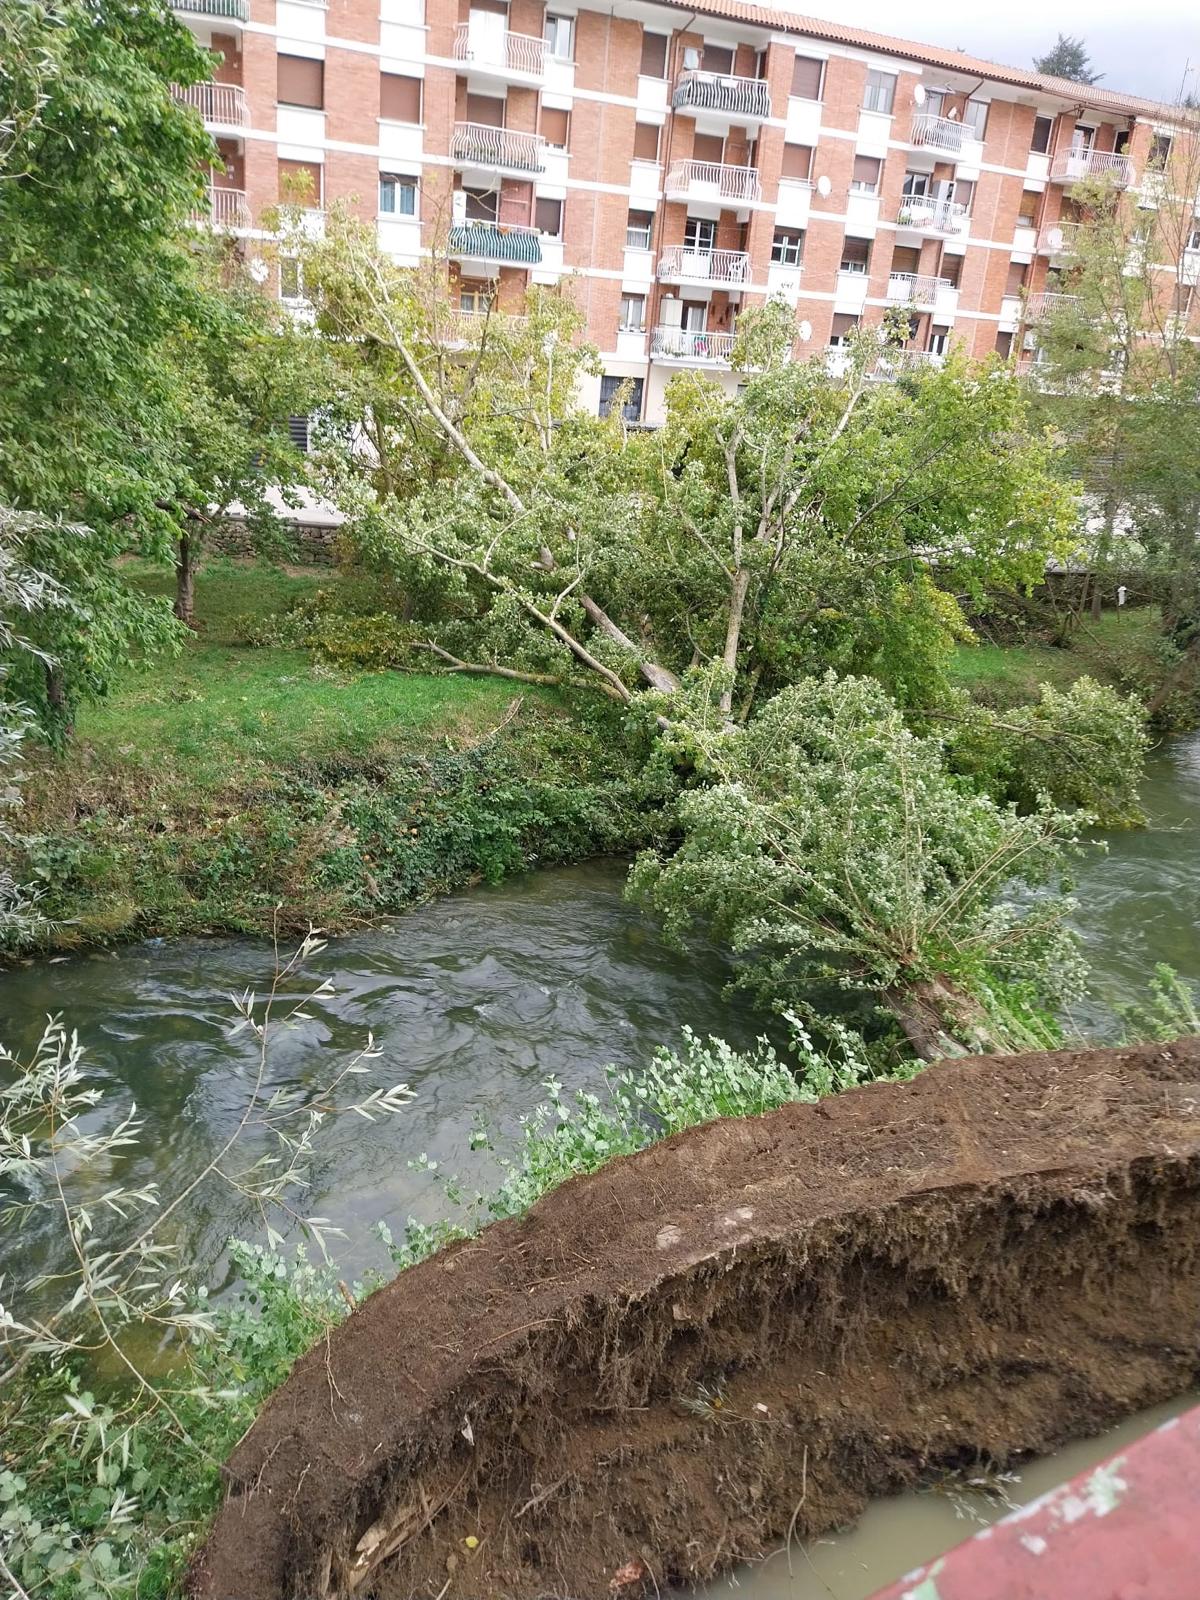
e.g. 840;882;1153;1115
816;174;832;197
798;319;812;342
913;84;926;106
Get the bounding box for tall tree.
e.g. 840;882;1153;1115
1034;33;1102;84
1030;113;1200;645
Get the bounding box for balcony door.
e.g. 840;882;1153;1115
682;216;715;275
467;0;508;60
681;300;708;332
1071;124;1095;154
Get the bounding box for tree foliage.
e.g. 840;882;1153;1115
1033;33;1102;84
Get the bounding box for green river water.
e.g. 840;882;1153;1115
0;733;1196;1595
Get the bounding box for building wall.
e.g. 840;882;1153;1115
178;0;1197;423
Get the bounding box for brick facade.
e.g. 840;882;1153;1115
176;0;1197;423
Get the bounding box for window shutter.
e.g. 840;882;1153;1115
278;158;322;205
1005;260;1027;296
703;45;733;73
692;133;724;163
830;313;858;338
640;31;668;77
852;155;880;187
780;142;812;179
954;178;975;211
465;92;504;127
277;54;324;109
790;55;823;99
380;73;422;122
633;122;660;161
539;106;569;147
535;197;562;235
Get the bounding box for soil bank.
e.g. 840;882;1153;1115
191;1037;1200;1600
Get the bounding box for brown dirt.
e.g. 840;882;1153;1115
191;1039;1200;1600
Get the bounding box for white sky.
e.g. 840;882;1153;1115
778;0;1198;102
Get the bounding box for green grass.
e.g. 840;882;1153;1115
950;609;1170;709
73;562;535;793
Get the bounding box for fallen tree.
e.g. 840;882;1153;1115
191;1035;1200;1600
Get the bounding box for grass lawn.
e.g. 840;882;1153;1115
950;609;1168;709
69;562;534;795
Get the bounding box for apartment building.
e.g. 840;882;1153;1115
173;0;1198;425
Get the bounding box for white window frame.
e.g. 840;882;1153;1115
379;172;417;217
625;210;653;249
618;293;646;333
544;14;574;61
862;70;896;115
770;229;803;267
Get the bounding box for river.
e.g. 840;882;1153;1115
1;733;1197;1594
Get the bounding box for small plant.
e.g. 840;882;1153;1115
1116;964;1200;1043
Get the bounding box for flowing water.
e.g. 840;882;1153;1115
0;734;1197;1594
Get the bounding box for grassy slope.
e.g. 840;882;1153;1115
21;564;654;947
949;610;1171;710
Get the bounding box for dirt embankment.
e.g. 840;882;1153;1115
191;1040;1200;1600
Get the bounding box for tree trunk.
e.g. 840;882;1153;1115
718;568;751;717
175;532;197;627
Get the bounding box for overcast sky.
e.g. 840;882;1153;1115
781;0;1198;102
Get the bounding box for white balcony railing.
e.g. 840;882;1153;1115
452;23;547;79
1038;222;1081;257
173;0;249;19
1024;291;1080;320
671;70;771;120
896;196;969;234
663;160;762;203
451;122;545;174
886;271;951;308
869;348;945;380
191;185;250;229
658;245;751;285
650;326;737;364
910;113;967;154
172;81;249;127
1050;149;1135;186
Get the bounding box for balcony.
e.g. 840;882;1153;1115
171;82;248;130
1024;291;1080;320
658;244;751;287
869;348;945;380
191;185;250;229
447;222;542;268
451;122;545;176
1050;149;1135;187
172;0;249;19
1037;221;1081;260
886;271;952;312
650;326;737;365
671;70;771;123
663;161;762;205
909;113;968;155
452;23;546;87
895;196;969;235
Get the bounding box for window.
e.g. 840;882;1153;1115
790;54;824;100
535;196;563;236
1187;222;1200;253
464;186;498;222
953;178;975;213
692;132;724;163
1004;260;1028;296
626;208;653;249
928;326;951;356
963;98;988;140
940;254;961;288
684;216;716;251
640;31;668;78
703;44;734;74
781;143;813;181
544;14;574;60
1017;189;1040;227
459;284;492;315
287;415;311;453
380;73;421;123
618;293;646;333
465;91;504;126
379;172;417;216
277;53;323;109
599;375;644;423
280;258;304;301
850;154;881;194
862;69;896;115
891;245;920;275
1071;124;1095;152
839;235;870;273
1149;133;1173;168
632;122;660;162
902;171;930;198
1031;115;1053;154
995;329;1014;358
829;313;859;347
278;158;322;206
770;228;804;266
539;106;569;148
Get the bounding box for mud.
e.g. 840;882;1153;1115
191;1039;1200;1600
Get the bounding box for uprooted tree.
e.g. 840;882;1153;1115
300;212;1079;716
